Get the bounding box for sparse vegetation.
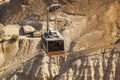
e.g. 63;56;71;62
1;37;7;42
11;34;19;40
10;34;19;43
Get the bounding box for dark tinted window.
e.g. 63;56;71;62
48;40;64;52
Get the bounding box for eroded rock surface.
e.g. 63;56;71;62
0;0;120;80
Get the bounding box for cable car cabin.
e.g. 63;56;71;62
42;29;65;56
42;3;64;56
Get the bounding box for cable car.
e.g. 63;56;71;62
42;4;65;56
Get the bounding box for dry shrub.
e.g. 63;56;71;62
9;35;19;43
11;34;19;41
2;37;7;42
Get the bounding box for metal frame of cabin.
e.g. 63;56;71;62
42;31;65;56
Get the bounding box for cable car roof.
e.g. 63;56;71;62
43;31;64;41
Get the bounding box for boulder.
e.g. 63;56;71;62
33;31;41;37
23;25;35;34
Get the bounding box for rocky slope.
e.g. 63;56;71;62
0;36;120;80
0;0;120;80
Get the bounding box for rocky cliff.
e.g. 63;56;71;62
0;36;120;80
0;0;120;80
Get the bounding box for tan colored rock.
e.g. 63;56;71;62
0;24;4;29
0;25;20;36
0;0;120;80
33;31;41;37
62;14;87;51
67;68;73;80
23;25;35;34
0;53;5;67
72;59;81;69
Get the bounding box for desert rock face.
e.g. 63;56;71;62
0;0;120;80
0;39;120;80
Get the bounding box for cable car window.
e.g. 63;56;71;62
48;40;64;52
